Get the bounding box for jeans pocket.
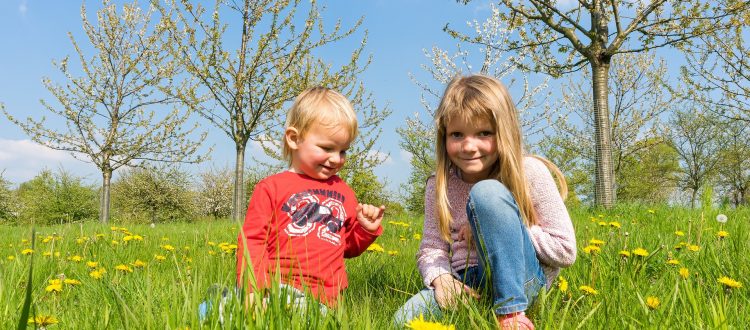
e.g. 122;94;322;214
523;275;545;305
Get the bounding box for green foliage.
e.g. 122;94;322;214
617;139;681;205
339;167;390;208
111;167;196;223
15;169;98;225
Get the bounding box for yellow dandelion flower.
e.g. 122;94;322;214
589;238;605;246
717;231;729;239
111;240;120;246
208;250;216;255
43;252;52;257
115;264;133;273
632;248;649;257
95;233;105;239
220;244;238;254
558;276;568;293
42;236;52;243
45;282;63;293
110;226;118;231
64;279;81;286
67;255;83;262
579;285;598;295
76;236;89;244
207;241;216;246
619;250;631;258
675;231;685;236
28;315;59;326
21;249;34;255
387;250;399;256
598;221;607;226
608;221;621;228
679;268;690;279
647;209;655;214
646;296;660;309
154;255;166;261
132;235;143;241
131;260;147;268
161;244;175;252
86;261;99;268
583;245;601;254
666;259;680;266
54;252;60;257
413;233;421;240
717;276;742;289
367;243;385;253
89;268;106;279
7;256;14;261
687;245;700;252
123;235;134;242
405;314;455;330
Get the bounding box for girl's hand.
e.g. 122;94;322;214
356;203;385;233
458;224;474;249
432;274;479;309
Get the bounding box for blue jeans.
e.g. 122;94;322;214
394;180;545;326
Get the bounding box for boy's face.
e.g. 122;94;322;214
287;122;351;180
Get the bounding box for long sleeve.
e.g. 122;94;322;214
344;221;383;258
236;181;274;290
416;177;453;288
525;158;577;269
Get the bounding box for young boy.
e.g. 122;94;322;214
236;87;385;307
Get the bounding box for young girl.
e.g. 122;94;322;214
394;75;576;329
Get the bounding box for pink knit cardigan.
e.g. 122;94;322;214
416;156;577;288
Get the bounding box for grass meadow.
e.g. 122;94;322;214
1;205;748;329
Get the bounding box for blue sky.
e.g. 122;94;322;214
0;0;502;193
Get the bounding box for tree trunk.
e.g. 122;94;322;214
591;61;616;207
99;169;112;224
232;144;246;223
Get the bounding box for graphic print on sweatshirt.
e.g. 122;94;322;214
281;190;346;245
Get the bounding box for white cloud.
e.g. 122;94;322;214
0;139;97;184
18;0;28;15
399;149;413;163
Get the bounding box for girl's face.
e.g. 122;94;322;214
287;122;351;180
445;115;498;183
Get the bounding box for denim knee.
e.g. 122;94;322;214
470;180;513;203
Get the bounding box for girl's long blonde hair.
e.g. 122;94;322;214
434;75;567;242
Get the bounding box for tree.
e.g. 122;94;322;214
16;169;98;225
2;1;205;224
196;166;234;219
680;24;750;122
667;106;721;207
159;0;380;222
452;0;749;207
546;52;672;201
715;119;750;207
0;170;16;222
616;138;680;204
398;15;551;213
111;166;196;223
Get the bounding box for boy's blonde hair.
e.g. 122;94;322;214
282;87;358;165
434;74;567;242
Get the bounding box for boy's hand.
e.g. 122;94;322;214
356;203;385;233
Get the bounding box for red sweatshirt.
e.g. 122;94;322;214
236;171;382;305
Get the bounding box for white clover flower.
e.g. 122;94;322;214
716;214;728;223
